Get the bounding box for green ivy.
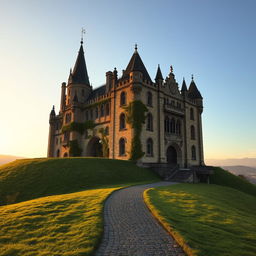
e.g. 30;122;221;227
68;140;82;157
99;127;109;158
62;121;95;134
123;100;148;161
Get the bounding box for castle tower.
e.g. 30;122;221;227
47;106;56;157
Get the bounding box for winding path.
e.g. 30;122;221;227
95;182;185;256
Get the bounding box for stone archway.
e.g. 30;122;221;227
87;136;103;157
166;146;177;165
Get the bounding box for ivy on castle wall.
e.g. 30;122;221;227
68;140;82;157
123;100;148;161
61;120;96;134
99;127;109;158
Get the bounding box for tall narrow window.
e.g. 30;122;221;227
100;105;104;117
56;149;60;157
190;108;194;120
120;91;126;106
165;116;170;133
146;138;153;156
191;146;196;160
106;103;110;116
105;126;109;135
176;120;181;135
120;113;126;130
90;109;93;119
170;118;175;133
147;91;153;106
85;110;89;120
119;138;126;156
146;113;153;131
82;89;85;96
191;125;196;140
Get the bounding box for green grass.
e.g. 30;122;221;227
210;167;256;197
0;187;120;256
0;158;159;205
145;184;256;256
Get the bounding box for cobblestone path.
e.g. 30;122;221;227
95;182;185;256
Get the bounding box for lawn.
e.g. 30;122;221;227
0;187;120;256
145;184;256;256
0;158;159;205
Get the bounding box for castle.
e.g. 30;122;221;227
47;40;205;169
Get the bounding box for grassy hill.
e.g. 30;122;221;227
0;158;159;205
145;184;256;256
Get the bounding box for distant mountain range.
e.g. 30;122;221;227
205;158;256;168
0;155;25;165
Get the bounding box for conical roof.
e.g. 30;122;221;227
70;44;90;85
188;79;202;99
181;78;188;92
123;49;152;82
155;65;163;81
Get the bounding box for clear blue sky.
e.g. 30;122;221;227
0;0;255;159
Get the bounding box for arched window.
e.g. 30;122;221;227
120;113;126;130
105;126;109;135
100;105;104;117
120;91;126;106
146;138;153;156
165;116;170;133
146;113;153;131
147;91;153;106
56;149;60;157
119;138;126;156
170;118;175;133
106;103;110;116
176;120;181;135
191;146;196;160
190;108;194;120
191;125;196;140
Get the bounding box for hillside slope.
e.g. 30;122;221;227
0;158;159;205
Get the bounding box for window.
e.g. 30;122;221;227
170;118;175;133
95;107;98;118
119;138;126;156
120;91;126;106
82;89;85;96
100;105;104;117
146;138;153;156
105;126;109;135
190;108;194;120
120;113;126;130
90;109;93;119
106;103;110;116
147;91;153;106
146;113;153;131
165;116;170;133
65;113;71;124
56;149;60;157
85;110;89;120
191;146;196;160
191;125;196;140
176;120;181;135
56;138;58;145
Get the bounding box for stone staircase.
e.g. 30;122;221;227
168;168;194;183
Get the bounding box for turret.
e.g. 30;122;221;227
188;75;203;108
155;64;163;85
106;71;113;93
181;78;188;96
60;82;66;112
47;106;56;157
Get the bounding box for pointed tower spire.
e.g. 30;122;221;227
155;64;163;81
188;76;202;99
50;105;56;117
181;77;188;92
69;41;90;85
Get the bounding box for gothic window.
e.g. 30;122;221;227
65;113;71;124
120;91;126;106
146;138;153;156
56;149;60;157
100;105;104;117
119;138;126;156
147;91;153;106
165;116;170;133
106;103;110;116
176;120;181;135
95;107;98;118
170;118;175;133
191;146;196;160
190;108;194;120
105;126;109;135
120;113;126;130
146;113;153;131
191;125;196;140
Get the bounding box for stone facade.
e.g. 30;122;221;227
48;42;205;168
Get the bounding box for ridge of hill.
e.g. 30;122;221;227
205;158;256;167
0;158;160;205
0;155;24;165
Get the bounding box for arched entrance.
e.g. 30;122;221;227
166;146;177;165
87;137;103;157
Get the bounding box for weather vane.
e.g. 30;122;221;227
170;65;173;73
81;28;85;44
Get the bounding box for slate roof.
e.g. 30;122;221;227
122;50;152;82
155;65;163;81
69;44;90;85
87;85;106;101
188;80;202;99
181;78;188;92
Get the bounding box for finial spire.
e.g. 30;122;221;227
191;74;194;80
170;65;173;73
134;43;138;52
81;27;85;44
